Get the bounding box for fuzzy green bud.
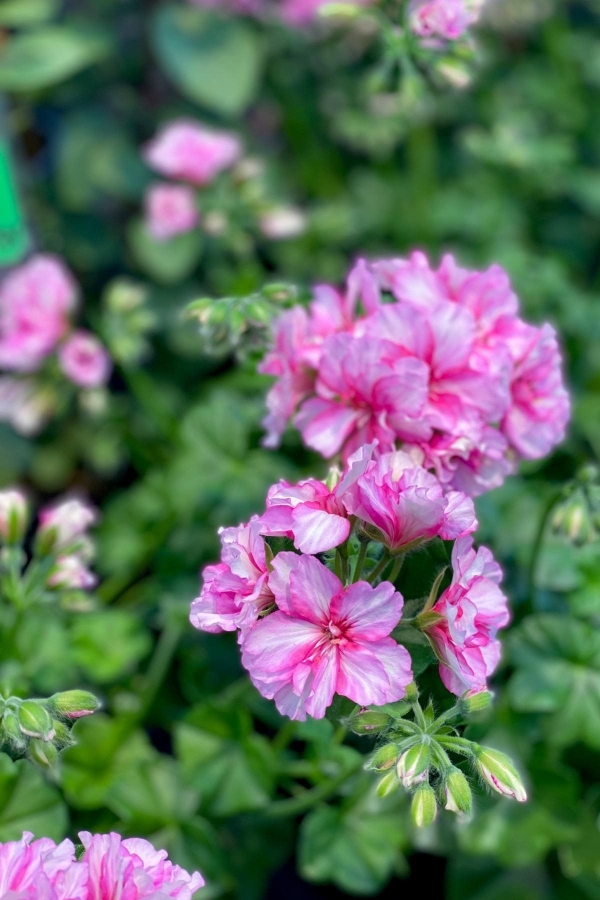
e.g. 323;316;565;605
411;783;437;828
51;720;76;750
2;710;26;750
460;691;492;714
28;738;58;768
397;743;430;788
347;710;391;735
367;743;399;772
17;701;55;740
47;691;100;720
474;746;527;802
376;771;399;798
444;768;472;814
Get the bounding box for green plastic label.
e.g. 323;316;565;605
0;140;28;267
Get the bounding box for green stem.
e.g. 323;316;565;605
265;759;363;819
427;704;461;734
527;490;562;601
137;621;183;721
387;555;404;585
353;541;369;583
437;736;476;758
272;720;297;754
366;552;391;584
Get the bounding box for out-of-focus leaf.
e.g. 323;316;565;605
128;219;202;285
71;610;152;683
0;26;109;91
0;754;67;841
0;0;59;26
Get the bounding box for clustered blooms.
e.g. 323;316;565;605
260;253;570;497
0;831;204;899
0;255;111;435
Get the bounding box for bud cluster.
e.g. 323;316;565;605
551;464;600;546
0;691;100;769
358;690;526;827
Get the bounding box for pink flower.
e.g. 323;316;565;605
144;121;241;186
80;832;204;899
242;553;412;720
0;488;28;541
58;331;112;389
342;450;477;552
413;427;516;498
0;255;77;373
294;333;429;460
39;497;98;549
425;536;509;696
0;832;85;900
501;321;570;460
190;516;273;633
47;554;97;590
0;377;53;436
144;183;199;241
409;0;481;41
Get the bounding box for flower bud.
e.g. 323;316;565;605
47;690;100;720
444;768;472;814
404;682;419;704
474;746;527;802
376;771;399;798
397;743;430;787
0;489;28;544
51;720;76;750
460;691;492;714
38;497;97;551
2;710;26;750
367;743;399;772
411;783;437;828
28;738;58;768
347;709;391;735
17;701;55;741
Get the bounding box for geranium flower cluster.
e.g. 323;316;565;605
259;252;570;496
191;444;511;716
142;120;305;243
0;831;204;899
0;255;111;436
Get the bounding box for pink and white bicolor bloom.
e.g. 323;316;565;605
144;120;241;186
0;255;77;373
144;183;199;241
0;831;87;900
409;0;481;41
47;553;97;590
38;497;98;549
242;553;412;720
343;450;477;552
425;536;509;696
190;516;273;634
0;487;28;541
58;331;112;389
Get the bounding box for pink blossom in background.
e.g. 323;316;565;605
342;449;477;552
39;496;98;549
425;536;509;695
144;183;199;241
48;553;97;590
0;488;28;541
190;516;273;634
0;255;77;373
259;207;307;240
409;0;481;41
242;553;412;720
58;331;112;389
144;121;242;186
0;377;54;436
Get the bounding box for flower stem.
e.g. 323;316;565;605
387;555;404;585
352;541;369;583
527;489;563;601
265;758;363;819
367;552;391;584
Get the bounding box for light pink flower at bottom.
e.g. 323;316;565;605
0;832;85;900
58;331;111;389
144;183;199;241
242;553;412;720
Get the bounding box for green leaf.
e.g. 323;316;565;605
128;218;202;285
508;614;600;748
70;610;152;683
108;756;200;831
0;754;67;841
0;0;59;27
0;26;109;91
151;4;263;116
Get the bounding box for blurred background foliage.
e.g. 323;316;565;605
0;0;600;897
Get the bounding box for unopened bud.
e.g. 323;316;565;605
367;743;399;772
376;771;399;798
460;691;492;714
411;783;437;828
51;720;76;750
325;465;342;492
415;610;445;631
444;768;472;814
474;746;527;802
28;738;58;768
2;710;26;750
404;682;419;704
0;489;28;544
47;690;100;720
347;709;390;735
397;743;430;787
17;701;55;740
318;1;364;17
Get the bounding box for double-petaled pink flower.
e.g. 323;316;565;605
424;536;509;696
409;0;482;41
0;831;204;899
144;121;241;187
58;331;112;389
144;183;199;241
242;553;412;720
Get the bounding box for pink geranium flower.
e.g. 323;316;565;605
242;553;412;720
190;516;273;633
342;449;477;552
38;496;98;549
144;183;199;241
409;0;481;41
58;331;112;389
425;536;509;696
0;832;86;900
144;120;241;186
0;255;77;373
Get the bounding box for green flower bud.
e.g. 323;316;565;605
347;710;391;735
0;489;28;544
411;783;437;829
51;720;76;750
404;682;419;704
2;710;26;750
444;768;472;814
47;691;100;720
367;743;399;772
474;746;527;802
28;738;58;768
397;743;430;788
376;771;399;798
17;701;54;740
460;691;492;714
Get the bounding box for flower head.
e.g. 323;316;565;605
144;183;199;241
409;0;481;41
38;497;98;550
144;120;241;186
58;331;112;389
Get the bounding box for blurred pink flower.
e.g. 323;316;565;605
425;536;509;695
47;554;97;590
144;183;199;241
242;553;412;720
0;255;77;373
342;449;477;552
39;497;98;549
190;516;273;633
58;331;112;389
0;488;28;541
144;120;241;186
409;0;480;41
